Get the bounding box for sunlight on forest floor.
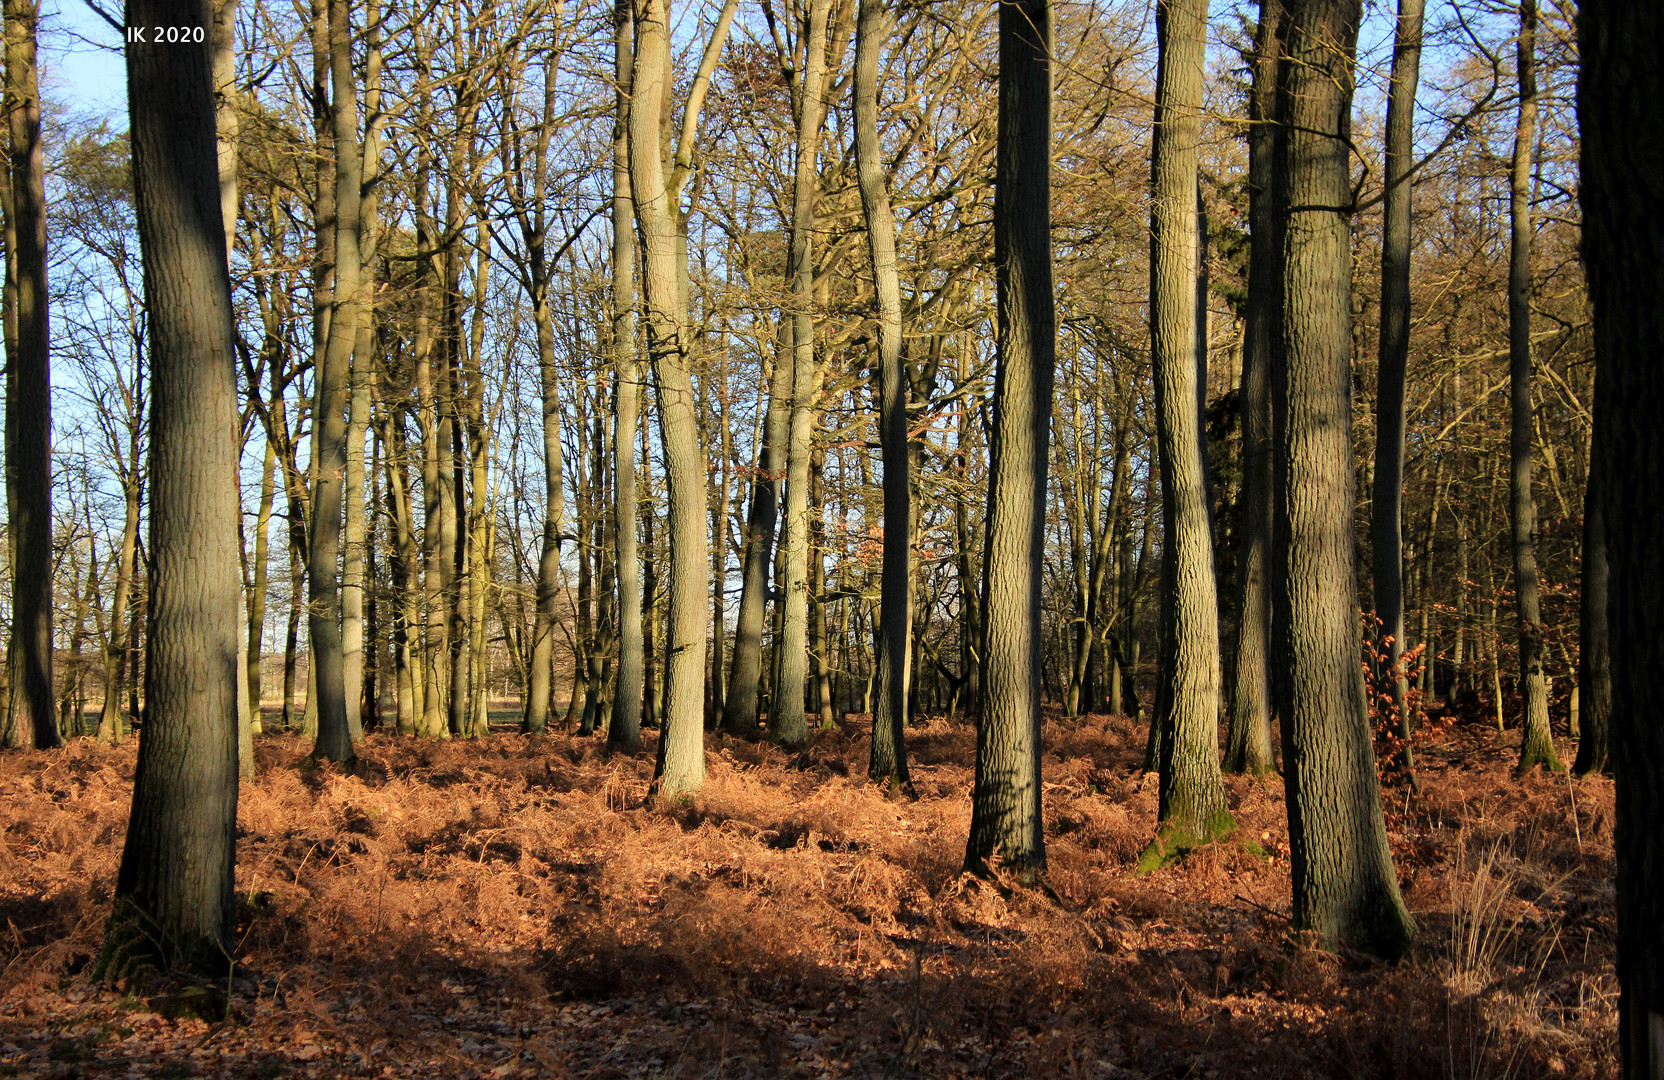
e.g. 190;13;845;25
0;713;1616;1078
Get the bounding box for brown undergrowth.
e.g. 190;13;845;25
0;712;1615;1078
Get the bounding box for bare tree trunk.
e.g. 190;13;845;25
608;0;643;750
99;470;142;745
629;0;738;794
772;0;834;748
1508;0;1561;772
306;0;362;764
1577;7;1664;1068
103;0;240;974
1273;0;1412;957
2;0;56;749
1142;0;1233;869
1573;406;1610;776
855;0;909;785
1225;0;1280;778
965;0;1052;880
1371;0;1422;776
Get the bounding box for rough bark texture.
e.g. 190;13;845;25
2;0;56;750
104;0;241;975
1577;8;1664;1073
1224;0;1280;778
1507;0;1561;773
855;0;909;787
965;0;1052;879
1143;0;1232;871
1273;0;1413;958
1370;0;1423;774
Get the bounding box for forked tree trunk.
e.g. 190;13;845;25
103;0;240;976
1507;0;1562;772
2;0;56;750
1370;0;1422;776
965;0;1053;880
1577;7;1664;1070
1273;0;1413;958
1141;0;1233;871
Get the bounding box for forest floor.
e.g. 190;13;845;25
0;708;1616;1079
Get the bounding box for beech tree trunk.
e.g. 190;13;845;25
1572;416;1609;776
609;0;644;751
104;0;240;975
1507;0;1562;772
855;0;910;786
1142;0;1233;870
965;0;1053;879
1577;8;1664;1072
2;0;56;750
1273;0;1413;958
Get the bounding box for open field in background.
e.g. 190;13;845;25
0;714;1615;1079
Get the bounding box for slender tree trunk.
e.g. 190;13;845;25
629;0;737;793
1577;8;1664;1070
1272;0;1412;958
772;0;834;748
99;475;141;745
855;0;909;785
1142;0;1233;869
609;0;644;750
306;0;362;763
1371;0;1422;775
1508;0;1561;772
247;438;276;732
103;0;240;974
1572;413;1610;775
1225;0;1280;778
2;0;56;749
965;0;1052;879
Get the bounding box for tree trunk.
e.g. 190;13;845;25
772;0;834;749
2;0;56;750
1370;0;1422;776
609;0;644;751
1507;0;1561;772
103;0;240;975
1573;417;1610;776
99;472;142;745
965;0;1052;880
1142;0;1233;870
855;0;909;785
1273;0;1413;958
306;0;362;764
1577;7;1664;1070
1225;0;1280;777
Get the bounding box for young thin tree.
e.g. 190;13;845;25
854;0;909;786
772;0;835;748
1572;417;1609;776
964;0;1053;880
1370;0;1423;776
1578;7;1664;1070
1507;0;1561;772
1141;0;1233;870
102;0;241;976
1224;0;1280;778
1272;0;1413;957
2;0;57;750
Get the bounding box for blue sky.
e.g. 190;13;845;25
44;0;126;118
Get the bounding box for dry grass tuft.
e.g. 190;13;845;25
0;712;1615;1078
